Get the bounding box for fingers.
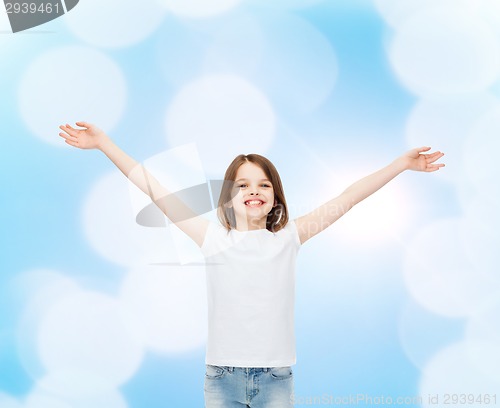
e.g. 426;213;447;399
58;120;89;135
425;163;445;172
58;130;78;144
425;160;445;171
58;125;79;146
426;151;445;163
59;124;78;137
64;138;79;147
417;146;432;153
75;121;90;129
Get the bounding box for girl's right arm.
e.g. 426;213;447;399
59;121;209;247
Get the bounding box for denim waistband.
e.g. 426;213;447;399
209;365;271;373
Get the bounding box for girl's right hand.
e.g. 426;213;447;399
58;121;108;150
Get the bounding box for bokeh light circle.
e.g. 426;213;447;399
403;218;495;318
18;46;126;147
465;297;500;383
256;12;338;114
28;386;129;408
68;389;128;408
83;171;177;267
459;208;500;286
24;392;73;408
203;12;265;79
463;106;500;193
250;0;325;10
375;0;478;29
473;0;500;38
155;19;209;89
389;6;500;96
419;342;500;407
165;74;276;176
405;93;500;183
0;393;22;408
14;270;82;381
37;291;144;395
156;0;241;19
119;264;207;353
398;299;464;371
64;0;166;48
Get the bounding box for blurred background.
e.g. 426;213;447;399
1;0;500;407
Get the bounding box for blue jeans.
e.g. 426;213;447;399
204;365;294;407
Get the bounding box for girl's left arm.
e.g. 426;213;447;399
294;147;445;244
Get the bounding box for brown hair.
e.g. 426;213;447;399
217;154;289;233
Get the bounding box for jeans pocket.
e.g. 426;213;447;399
205;364;225;379
270;366;293;380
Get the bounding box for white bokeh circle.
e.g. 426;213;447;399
405;93;500;183
28;386;128;408
203;12;265;79
389;6;500;96
249;0;325;10
68;389;128;408
459;207;500;286
25;392;73;408
64;0;166;48
459;107;500;279
24;389;127;408
83;171;179;267
473;0;500;38
119;264;207;353
403;218;495;318
398;299;464;371
419;342;500;407
156;0;241;19
165;74;276;176
0;393;22;408
374;0;478;29
18;46;126;147
256;12;338;113
37;291;144;396
463;105;500;194
14;270;82;380
155;18;208;89
465;297;500;383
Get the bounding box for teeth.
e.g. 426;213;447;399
246;200;262;205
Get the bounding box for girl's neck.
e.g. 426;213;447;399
234;218;267;231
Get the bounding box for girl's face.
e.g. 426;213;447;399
230;162;276;230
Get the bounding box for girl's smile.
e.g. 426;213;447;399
244;199;265;207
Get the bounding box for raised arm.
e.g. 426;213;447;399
294;147;445;244
58;121;209;247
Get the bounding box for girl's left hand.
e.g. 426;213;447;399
402;146;445;172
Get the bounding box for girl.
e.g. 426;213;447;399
58;121;444;408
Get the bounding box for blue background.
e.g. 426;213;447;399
1;0;499;407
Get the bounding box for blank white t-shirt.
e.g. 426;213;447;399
200;220;302;367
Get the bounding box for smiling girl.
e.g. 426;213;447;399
59;121;444;408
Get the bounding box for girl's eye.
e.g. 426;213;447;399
235;183;271;188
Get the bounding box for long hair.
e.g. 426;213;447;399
217;154;289;233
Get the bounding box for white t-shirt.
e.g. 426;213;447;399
200;220;302;368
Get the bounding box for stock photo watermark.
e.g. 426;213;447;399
3;0;78;33
291;393;498;406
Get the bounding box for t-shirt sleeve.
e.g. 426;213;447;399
200;221;227;258
286;219;302;249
